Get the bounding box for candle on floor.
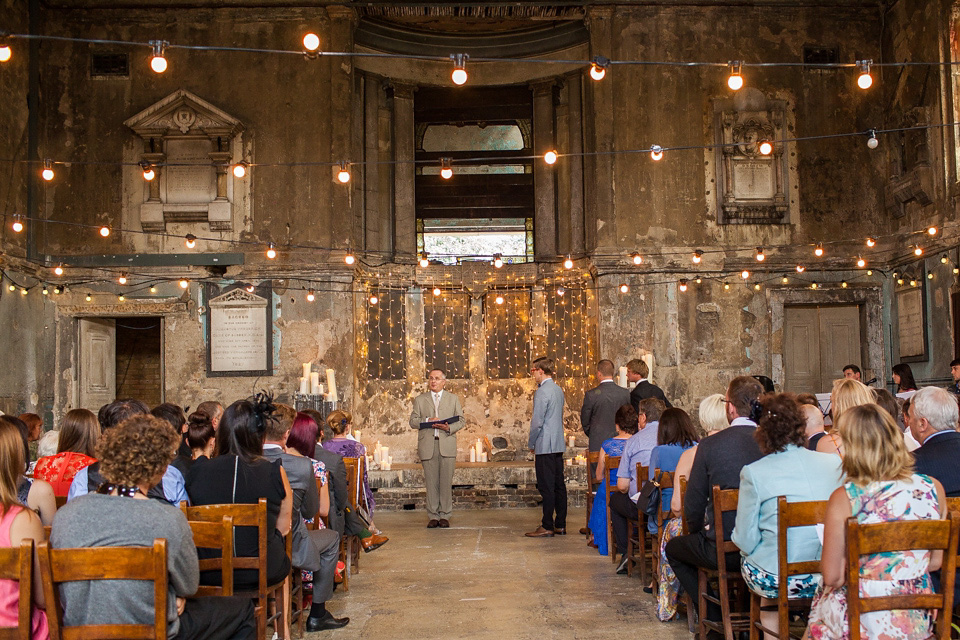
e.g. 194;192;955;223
565;458;573;466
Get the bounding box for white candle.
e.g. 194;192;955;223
618;366;628;387
299;377;309;395
354;430;361;441
381;446;389;461
302;363;312;380
310;372;320;393
565;458;573;466
568;435;575;448
374;442;382;464
479;452;486;463
326;369;338;402
470;448;477;463
641;354;655;384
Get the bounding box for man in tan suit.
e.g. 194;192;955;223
409;369;464;528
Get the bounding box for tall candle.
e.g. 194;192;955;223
381;446;389;461
618;366;628;387
299;377;309;395
310;372;320;392
302;363;312;380
470;448;476;463
568;435;575;448
354;429;361;441
641;354;655;384
326;369;338;402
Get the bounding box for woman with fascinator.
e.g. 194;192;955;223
186;395;294;589
322;410;380;533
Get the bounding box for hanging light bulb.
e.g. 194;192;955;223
5;284;13;292
782;276;789;284
727;61;744;91
814;243;824;257
266;243;277;259
650;145;663;161
41;286;48;296
149;286;157;293
954;267;959;275
344;251;356;265
723;282;731;291
369;294;378;305
914;246;923;256
419;253;430;268
336;162;351;184
856;59;873;89
54;286;62;294
85;294;92;301
866;130;879;149
179;279;189;289
450;53;469;86
619;283;629;294
232;162;248;178
41;159;54;181
810;282;818;290
184;234;196;249
795;265;805;273
679;279;688;292
493;254;504;269
928;226;938;236
557;285;565;297
118;274;127;285
433;287;442;297
910;279;918;287
99;226;111;237
302;33;321;53
54;264;63;276
867;270;873;276
942;254;949;264
307;289;316;302
149;40;168;74
758;140;773;156
857;256;866;268
245;284;255;293
754;283;761;291
692;250;703;264
897;277;904;285
755;247;765;262
19;288;27;296
928;272;934;280
0;44;10;63
741;270;750;279
140;162;156;181
543;150;558;165
494;294;504;305
695;277;702;284
866;236;876;247
118;294;125;302
563;256;574;270
632;253;643;265
589;55;609;81
11;215;23;233
439;158;453;180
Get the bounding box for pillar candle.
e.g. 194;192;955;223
302;363;312;380
381;446;389;461
479;452;487;463
326;369;338;402
310;372;320;393
565;458;573;466
641;354;655;384
470;448;477;463
568;435;575;448
354;430;361;441
618;366;628;387
299;377;309;395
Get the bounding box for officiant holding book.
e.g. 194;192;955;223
410;369;465;528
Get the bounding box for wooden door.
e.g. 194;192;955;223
784;305;861;394
79;318;116;410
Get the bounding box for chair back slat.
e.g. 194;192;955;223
39;538;168;640
679;476;688;535
344;457;361;512
654;470;674;530
711;485;740;554
186;516;234;597
0;539;33;640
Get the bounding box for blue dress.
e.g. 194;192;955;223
588;437;628;556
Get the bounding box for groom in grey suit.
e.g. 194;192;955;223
580;359;631;452
526;356;567;537
410;369;464;528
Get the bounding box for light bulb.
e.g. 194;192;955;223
928;226;938;236
232;163;247;178
782;277;789;284
754;283;761;291
6;285;13;292
11;216;23;233
856;60;873;90
679;279;688;292
619;283;629;293
755;247;765;262
307;289;315;302
867;270;873;276
914;246;923;256
954;268;959;275
841;281;848;288
369;294;378;305
695;277;702;284
266;244;277;259
563;256;574;269
141;164;155;181
118;275;127;285
99;226;110;237
54;286;62;294
149;40;168;74
149;286;157;293
928;272;934;280
811;282;818;290
419;253;430;268
440;158;453;180
632;253;642;265
54;264;63;276
741;270;750;279
724;283;730;290
758;140;773;156
337;163;351;184
590;63;606;81
494;295;504;305
796;265;805;273
692;250;703;264
910;279;917;287
857;257;866;268
184;234;196;249
20;288;27;296
866;237;876;247
942;255;949;264
0;45;10;63
727;61;743;91
544;150;558;165
179;279;189;289
450;53;468;86
493;254;503;269
41;159;54;181
433;287;442;297
650;145;663;161
245;284;255;293
118;295;125;302
866;130;879;149
814;243;824;257
85;294;92;301
344;252;355;265
303;33;320;52
557;286;565;296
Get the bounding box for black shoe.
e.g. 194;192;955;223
306;613;350;632
616;557;629;575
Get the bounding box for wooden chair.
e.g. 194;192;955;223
845;511;960;640
604;455;621;564
284;531;304;639
0;539;34;640
585;450;601;534
343;457;363;579
182;498;291;640
748;497;827;640
698;486;751;640
38;538;168;640
54;496;67;510
646;469;675;587
676;474;697;633
184;516;234;598
624;463;651;582
307;475;348;593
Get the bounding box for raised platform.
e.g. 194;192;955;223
368;461;590;511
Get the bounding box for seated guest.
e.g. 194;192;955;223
586;404;636;555
36;429;59;459
806;404;945;639
665;376;764;623
909;386;960;496
265;405;347;632
323;410;378;532
195;400;224;431
893;362;918;393
609;398;665;572
0;419;48;638
842;364;862;381
19;413;43;462
802;403;827;451
187;395;293;590
51;414;255;639
873;387;900;421
816;378;874;457
33;409;98;497
670;394;728;515
68;399;188;505
5;416;56;527
152;403;189;458
951;358;960;397
170;410;215;477
900;396;921;452
732;393;842;638
648;408;698;621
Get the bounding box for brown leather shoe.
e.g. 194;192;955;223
554;528;566;535
524;526;555;538
438;519;450;528
427;519;440;528
579;527;589;535
361;533;389;552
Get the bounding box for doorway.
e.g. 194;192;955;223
79;316;163;410
783;305;863;394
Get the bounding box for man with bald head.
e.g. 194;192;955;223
801;403;827;451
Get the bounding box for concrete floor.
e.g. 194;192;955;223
316;507;695;640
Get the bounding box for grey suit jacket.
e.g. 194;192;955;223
409;390;464;460
313;445;347;536
580;380;631;451
529;378;565;454
263;446;321;570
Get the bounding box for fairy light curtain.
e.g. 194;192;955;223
424;291;469;378
484;290;530;378
546;286;594;378
365;289;405;380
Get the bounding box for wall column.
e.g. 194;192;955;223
327;5;358;250
392;83;417;260
532;81;557;261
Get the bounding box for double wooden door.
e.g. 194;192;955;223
783;305;862;395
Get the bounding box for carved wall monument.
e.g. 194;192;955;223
206;285;273;377
125;90;244;232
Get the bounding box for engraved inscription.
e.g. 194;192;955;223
165;139;214;204
897;287;925;359
210;289;269;372
732;161;774;199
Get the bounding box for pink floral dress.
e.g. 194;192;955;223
806;474;940;640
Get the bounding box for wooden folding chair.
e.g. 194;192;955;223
604;455;621;564
343;457;363;579
307;475;348;593
698;486;751;640
625;463;651;582
0;539;34;640
676;474;697;633
644;469;675;587
585;450;601;534
184;516;234;598
182;498;291;640
38;538;167;640
846;511;960;640
748;497;827;640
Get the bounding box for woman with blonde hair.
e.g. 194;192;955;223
33;409;98;497
816;378;875;458
669;394;729;515
0;419;48;637
805;403;945;639
322;410;377;531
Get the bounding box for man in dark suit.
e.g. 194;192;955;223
664;375;763;621
910;386;960;496
580;359;631;453
625;358;672;412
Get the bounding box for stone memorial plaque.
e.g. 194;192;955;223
206;285;273;376
165;139;215;204
732;161;774;200
897;283;927;362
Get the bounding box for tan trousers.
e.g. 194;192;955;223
421;439;456;520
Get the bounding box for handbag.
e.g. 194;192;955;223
635;471;662;518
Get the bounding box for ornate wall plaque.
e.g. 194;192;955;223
206;284;273;377
896;275;928;362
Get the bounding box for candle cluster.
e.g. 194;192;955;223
298;363;339;401
372;441;392;470
469;438;488;463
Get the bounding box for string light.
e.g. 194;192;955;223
118;294;125;302
369;294;378;305
741;270;750;279
857;256;866;268
557;286;565;296
344;251;356;265
866;237;876;247
440;158;453;180
650;145;663;161
927;226;938;236
692;250;703;264
266;243;277;259
450;53;469;86
185;234;196;249
814;243;824;257
306;289;315;302
619;283;629;293
0;43;10;63
433;287;442;297
41;159;54;181
54;286;62;294
232;162;248;178
302;33;320;53
795;265;805;273
758;140;773;156
754;283;761;291
6;284;14;292
19;288;27;296
695;277;702;284
927;272;934;280
866;130;879;149
149;286;157;293
493;254;504;269
336;162;351;184
245;284;255;293
810;282;818;290
85;294;92;301
140;162;155;181
179;279;189;289
99;226;111;237
727;61;744;91
954;267;959;275
914;246;923;256
782;276;789;284
149;40;168;73
419;252;430;268
494;294;504;305
11;215;23;233
856;59;873;89
755;247;765;262
724;283;731;290
563;256;574;269
117;274;127;285
589;55;609;81
910;279;918;287
543;150;558;165
942;254;949;264
54;264;63;276
632;253;643;265
841;281;848;288
867;270;873;276
679;279;688;292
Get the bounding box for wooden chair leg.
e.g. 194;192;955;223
685;592;697;633
697;569;708;640
720;572;735;640
278;578;292;640
749;590;761;640
636;521;648;585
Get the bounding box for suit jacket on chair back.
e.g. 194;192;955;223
529;378;565;455
580;381;631;451
409;390;465;461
